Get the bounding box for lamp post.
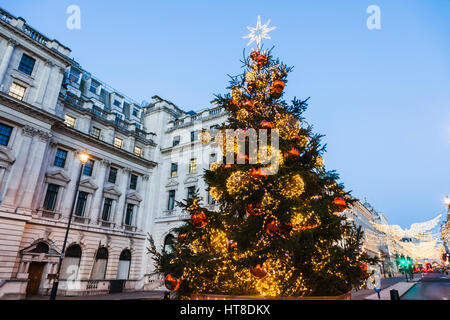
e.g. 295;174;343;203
49;150;89;300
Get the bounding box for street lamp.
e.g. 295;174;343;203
49;150;89;300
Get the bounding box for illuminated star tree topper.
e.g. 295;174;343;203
243;15;276;51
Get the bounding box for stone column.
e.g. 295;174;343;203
33;60;53;105
136;174;150;231
17;130;52;210
0;39;16;88
60;152;83;217
2;126;35;207
90;159;109;223
114;167;131;226
42;65;65;113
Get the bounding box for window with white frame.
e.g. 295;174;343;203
9;83;26;100
64;114;76;128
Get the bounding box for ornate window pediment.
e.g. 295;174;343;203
20;240;60;256
78;178;99;193
184;176;198;184
103;185;122;200
0;147;15;169
165;179;179;188
126;191;142;204
45;169;71;186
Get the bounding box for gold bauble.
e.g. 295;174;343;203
226;171;250;194
236;108;249;121
314;156;324;168
209;187;223;200
279;174;305;199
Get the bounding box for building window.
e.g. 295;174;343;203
114;137;123;149
208;192;215;205
9;83;26;100
54;149;68;168
163;234;174;254
172;136;180;146
129;174;138;190
124;203;134;225
134;146;143;157
168;190;175;210
132;108;139;117
68;68;81;84
115;113;123;120
43;184;59;211
170;163;178;178
190;131;198;142
91;127;101;139
113;100;121;107
189;158;197;174
75;191;88;217
60;245;82;280
64;114;76;128
89;81;99;94
209;153;217;168
18;54;36;76
187;186;195;200
0;123;13;146
117;250;131;280
83;160;95;176
108;167;118;184
102;198;113;221
91;247;108;280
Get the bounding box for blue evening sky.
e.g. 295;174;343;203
4;1;450;228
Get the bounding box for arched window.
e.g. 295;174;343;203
91;247;108;280
61;244;82;280
117;250;131;280
163;234;174;254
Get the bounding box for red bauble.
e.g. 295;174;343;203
250;264;267;279
224;164;232;169
249;168;267;179
178;233;188;241
190;210;207;228
237;153;249;163
260;120;273;129
255;55;268;66
245;203;264;216
271;80;285;93
164;274;180;291
265;219;282;235
284;147;299;158
270;80;285;98
333;197;347;212
243;100;254;111
229;240;238;249
250;51;259;60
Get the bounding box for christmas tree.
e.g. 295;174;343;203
149;48;376;299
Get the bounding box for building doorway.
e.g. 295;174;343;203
26;262;46;296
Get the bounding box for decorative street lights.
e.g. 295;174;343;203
49;150;89;300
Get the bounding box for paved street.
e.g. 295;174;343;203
27;290;166;300
402;272;450;300
351;274;417;300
